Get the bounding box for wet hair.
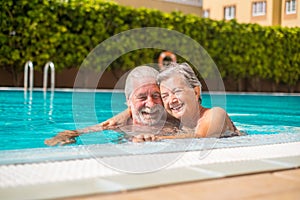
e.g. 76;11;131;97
125;66;159;99
157;62;202;102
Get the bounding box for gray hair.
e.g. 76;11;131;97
125;66;159;99
157;62;202;101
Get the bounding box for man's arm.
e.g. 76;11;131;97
44;109;131;146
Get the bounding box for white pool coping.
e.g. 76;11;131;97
1;141;300;200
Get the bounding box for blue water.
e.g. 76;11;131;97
0;90;299;151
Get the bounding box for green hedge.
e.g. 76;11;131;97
1;0;300;87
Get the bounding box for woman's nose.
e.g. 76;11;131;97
170;93;178;103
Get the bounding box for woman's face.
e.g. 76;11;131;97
160;74;200;122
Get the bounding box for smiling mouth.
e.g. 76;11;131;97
170;103;183;112
142;110;159;117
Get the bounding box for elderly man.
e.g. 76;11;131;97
45;66;179;146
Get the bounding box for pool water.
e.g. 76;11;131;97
0;90;300;151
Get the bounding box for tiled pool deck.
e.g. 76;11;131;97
70;169;300;200
1;141;300;199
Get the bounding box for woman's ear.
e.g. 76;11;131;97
194;86;201;100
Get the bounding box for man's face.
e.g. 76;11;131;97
128;83;165;126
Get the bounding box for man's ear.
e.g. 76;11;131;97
194;86;201;100
126;98;131;109
126;99;133;117
126;99;130;107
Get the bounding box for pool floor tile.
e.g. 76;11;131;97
194;160;292;177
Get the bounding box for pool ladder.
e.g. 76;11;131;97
23;61;55;91
43;61;55;92
24;61;34;91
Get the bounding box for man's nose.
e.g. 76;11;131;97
145;96;155;107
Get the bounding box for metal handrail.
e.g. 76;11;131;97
24;61;34;91
43;61;55;92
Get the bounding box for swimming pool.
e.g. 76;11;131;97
1;89;300;152
1;88;300;198
0;89;126;151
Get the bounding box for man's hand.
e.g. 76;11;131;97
44;130;80;146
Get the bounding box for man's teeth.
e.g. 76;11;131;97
142;110;157;115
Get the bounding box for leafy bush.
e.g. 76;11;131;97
1;0;299;87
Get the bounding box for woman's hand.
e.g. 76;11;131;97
131;134;159;143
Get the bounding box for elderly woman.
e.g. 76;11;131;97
156;62;241;139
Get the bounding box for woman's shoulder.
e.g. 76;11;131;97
210;107;227;113
201;107;227;117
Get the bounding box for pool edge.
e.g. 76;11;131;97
1;141;300;200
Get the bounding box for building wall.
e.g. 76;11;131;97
203;0;249;22
272;0;282;25
203;0;277;26
251;0;282;26
249;0;278;26
203;0;299;27
111;0;202;16
281;0;300;27
112;0;299;27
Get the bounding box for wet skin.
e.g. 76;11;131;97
128;83;166;126
45;83;176;145
159;73;239;138
160;74;200;128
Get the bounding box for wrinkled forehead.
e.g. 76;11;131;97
160;73;190;89
130;82;160;98
133;76;156;85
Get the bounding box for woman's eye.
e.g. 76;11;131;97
174;89;183;95
161;94;168;99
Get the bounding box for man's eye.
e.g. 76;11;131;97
152;93;161;99
137;96;147;101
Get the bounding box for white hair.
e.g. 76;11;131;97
157;62;202;102
125;66;159;99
